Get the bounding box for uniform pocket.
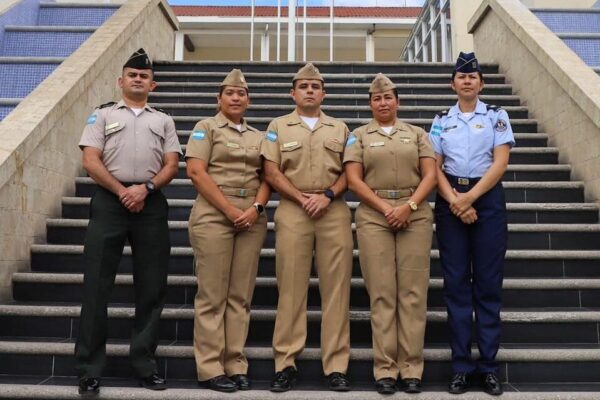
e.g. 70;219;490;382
323;139;344;153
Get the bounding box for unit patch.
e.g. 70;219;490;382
192;130;206;140
346;134;357;147
495;119;508;132
86;114;97;125
266;131;278;142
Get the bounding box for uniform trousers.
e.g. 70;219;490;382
189;194;267;380
356;199;433;381
75;186;170;379
434;179;507;374
272;198;353;375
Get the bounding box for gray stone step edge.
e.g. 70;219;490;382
73;177;583;189
0;340;597;362
156;81;512;89
557;33;600;39
1;384;599;400
154;71;507;79
29;244;600;259
172;116;538;125
0;98;21;106
153;92;520;101
40;2;121;8
13;272;600;290
4;26;98;32
46;218;600;233
61;197;599;212
0;57;65;64
155;61;494;67
531;8;600;13
151;103;529;113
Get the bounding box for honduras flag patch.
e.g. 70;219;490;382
86;114;97;125
346;134;357;147
266;131;278;142
430;124;443;137
192;130;206;140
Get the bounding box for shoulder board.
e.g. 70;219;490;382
435;109;450;118
152;106;171;116
486;104;501;111
247;125;260;133
96;101;116;109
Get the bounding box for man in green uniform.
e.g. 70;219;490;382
75;48;181;396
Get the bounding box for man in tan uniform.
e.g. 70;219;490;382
344;74;436;394
261;63;353;392
186;69;269;392
75;49;182;396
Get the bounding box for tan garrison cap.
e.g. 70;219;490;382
221;68;248;89
293;63;324;82
369;73;396;94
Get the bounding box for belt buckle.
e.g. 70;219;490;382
389;190;399;199
239;188;247;197
457;178;469;185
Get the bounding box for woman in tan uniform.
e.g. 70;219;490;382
344;74;437;395
186;69;270;393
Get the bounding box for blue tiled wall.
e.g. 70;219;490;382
563;38;600;67
0;0;39;46
0;106;16;119
2;31;92;57
535;11;600;33
38;6;117;26
0;63;58;98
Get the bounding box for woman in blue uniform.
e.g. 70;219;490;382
428;52;515;396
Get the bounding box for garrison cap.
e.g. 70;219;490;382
123;48;153;70
221;68;248;90
454;51;481;74
369;73;396;94
293;62;324;83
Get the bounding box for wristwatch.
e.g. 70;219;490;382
324;189;335;202
253;202;265;215
407;200;418;211
145;180;157;194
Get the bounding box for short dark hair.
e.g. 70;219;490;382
368;88;398;101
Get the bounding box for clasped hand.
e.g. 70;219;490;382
384;204;411;231
119;184;147;213
450;189;478;224
301;193;331;219
227;207;259;231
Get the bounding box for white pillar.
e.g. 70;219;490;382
421;22;428;62
174;31;184;61
303;0;307;61
250;0;255;61
329;0;334;62
261;25;270;61
408;47;414;62
441;8;449;62
366;32;375;62
288;0;296;61
277;0;281;62
430;4;438;62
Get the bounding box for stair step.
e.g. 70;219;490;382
12;273;600;309
38;2;119;27
0;340;600;382
73;178;584;202
29;244;600;278
1;29;93;57
150;92;522;107
0;62;59;98
61;197;599;223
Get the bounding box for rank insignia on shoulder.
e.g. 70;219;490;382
86;114;97;125
346;134;357;147
192;130;206;140
266;131;278;142
97;101;116;109
435;109;449;118
153;106;171;116
494;119;508;132
486;104;501;111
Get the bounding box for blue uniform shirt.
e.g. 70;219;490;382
429;100;515;178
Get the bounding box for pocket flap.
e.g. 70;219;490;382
324;139;344;153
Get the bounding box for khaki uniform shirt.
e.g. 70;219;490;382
185;112;264;190
261;110;349;191
79;100;182;183
343;119;435;190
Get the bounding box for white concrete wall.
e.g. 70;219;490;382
0;0;178;301
469;0;600;203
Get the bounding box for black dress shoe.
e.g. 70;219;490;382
270;366;297;392
78;377;100;397
482;373;503;396
198;375;237;393
138;374;167;391
375;377;397;395
448;373;469;394
327;372;351;391
229;374;251;390
399;378;422;394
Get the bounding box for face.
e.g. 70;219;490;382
118;67;156;98
451;72;484;101
218;85;250;121
291;79;326;112
370;90;399;124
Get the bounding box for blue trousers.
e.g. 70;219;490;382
434;178;507;374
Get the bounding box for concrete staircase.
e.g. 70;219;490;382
0;1;119;120
2;61;600;398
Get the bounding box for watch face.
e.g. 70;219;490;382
258;204;265;213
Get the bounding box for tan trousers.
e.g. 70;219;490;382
356;199;433;380
272;198;353;375
189;194;267;380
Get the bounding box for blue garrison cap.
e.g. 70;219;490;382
454;51;481;74
123;48;153;70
